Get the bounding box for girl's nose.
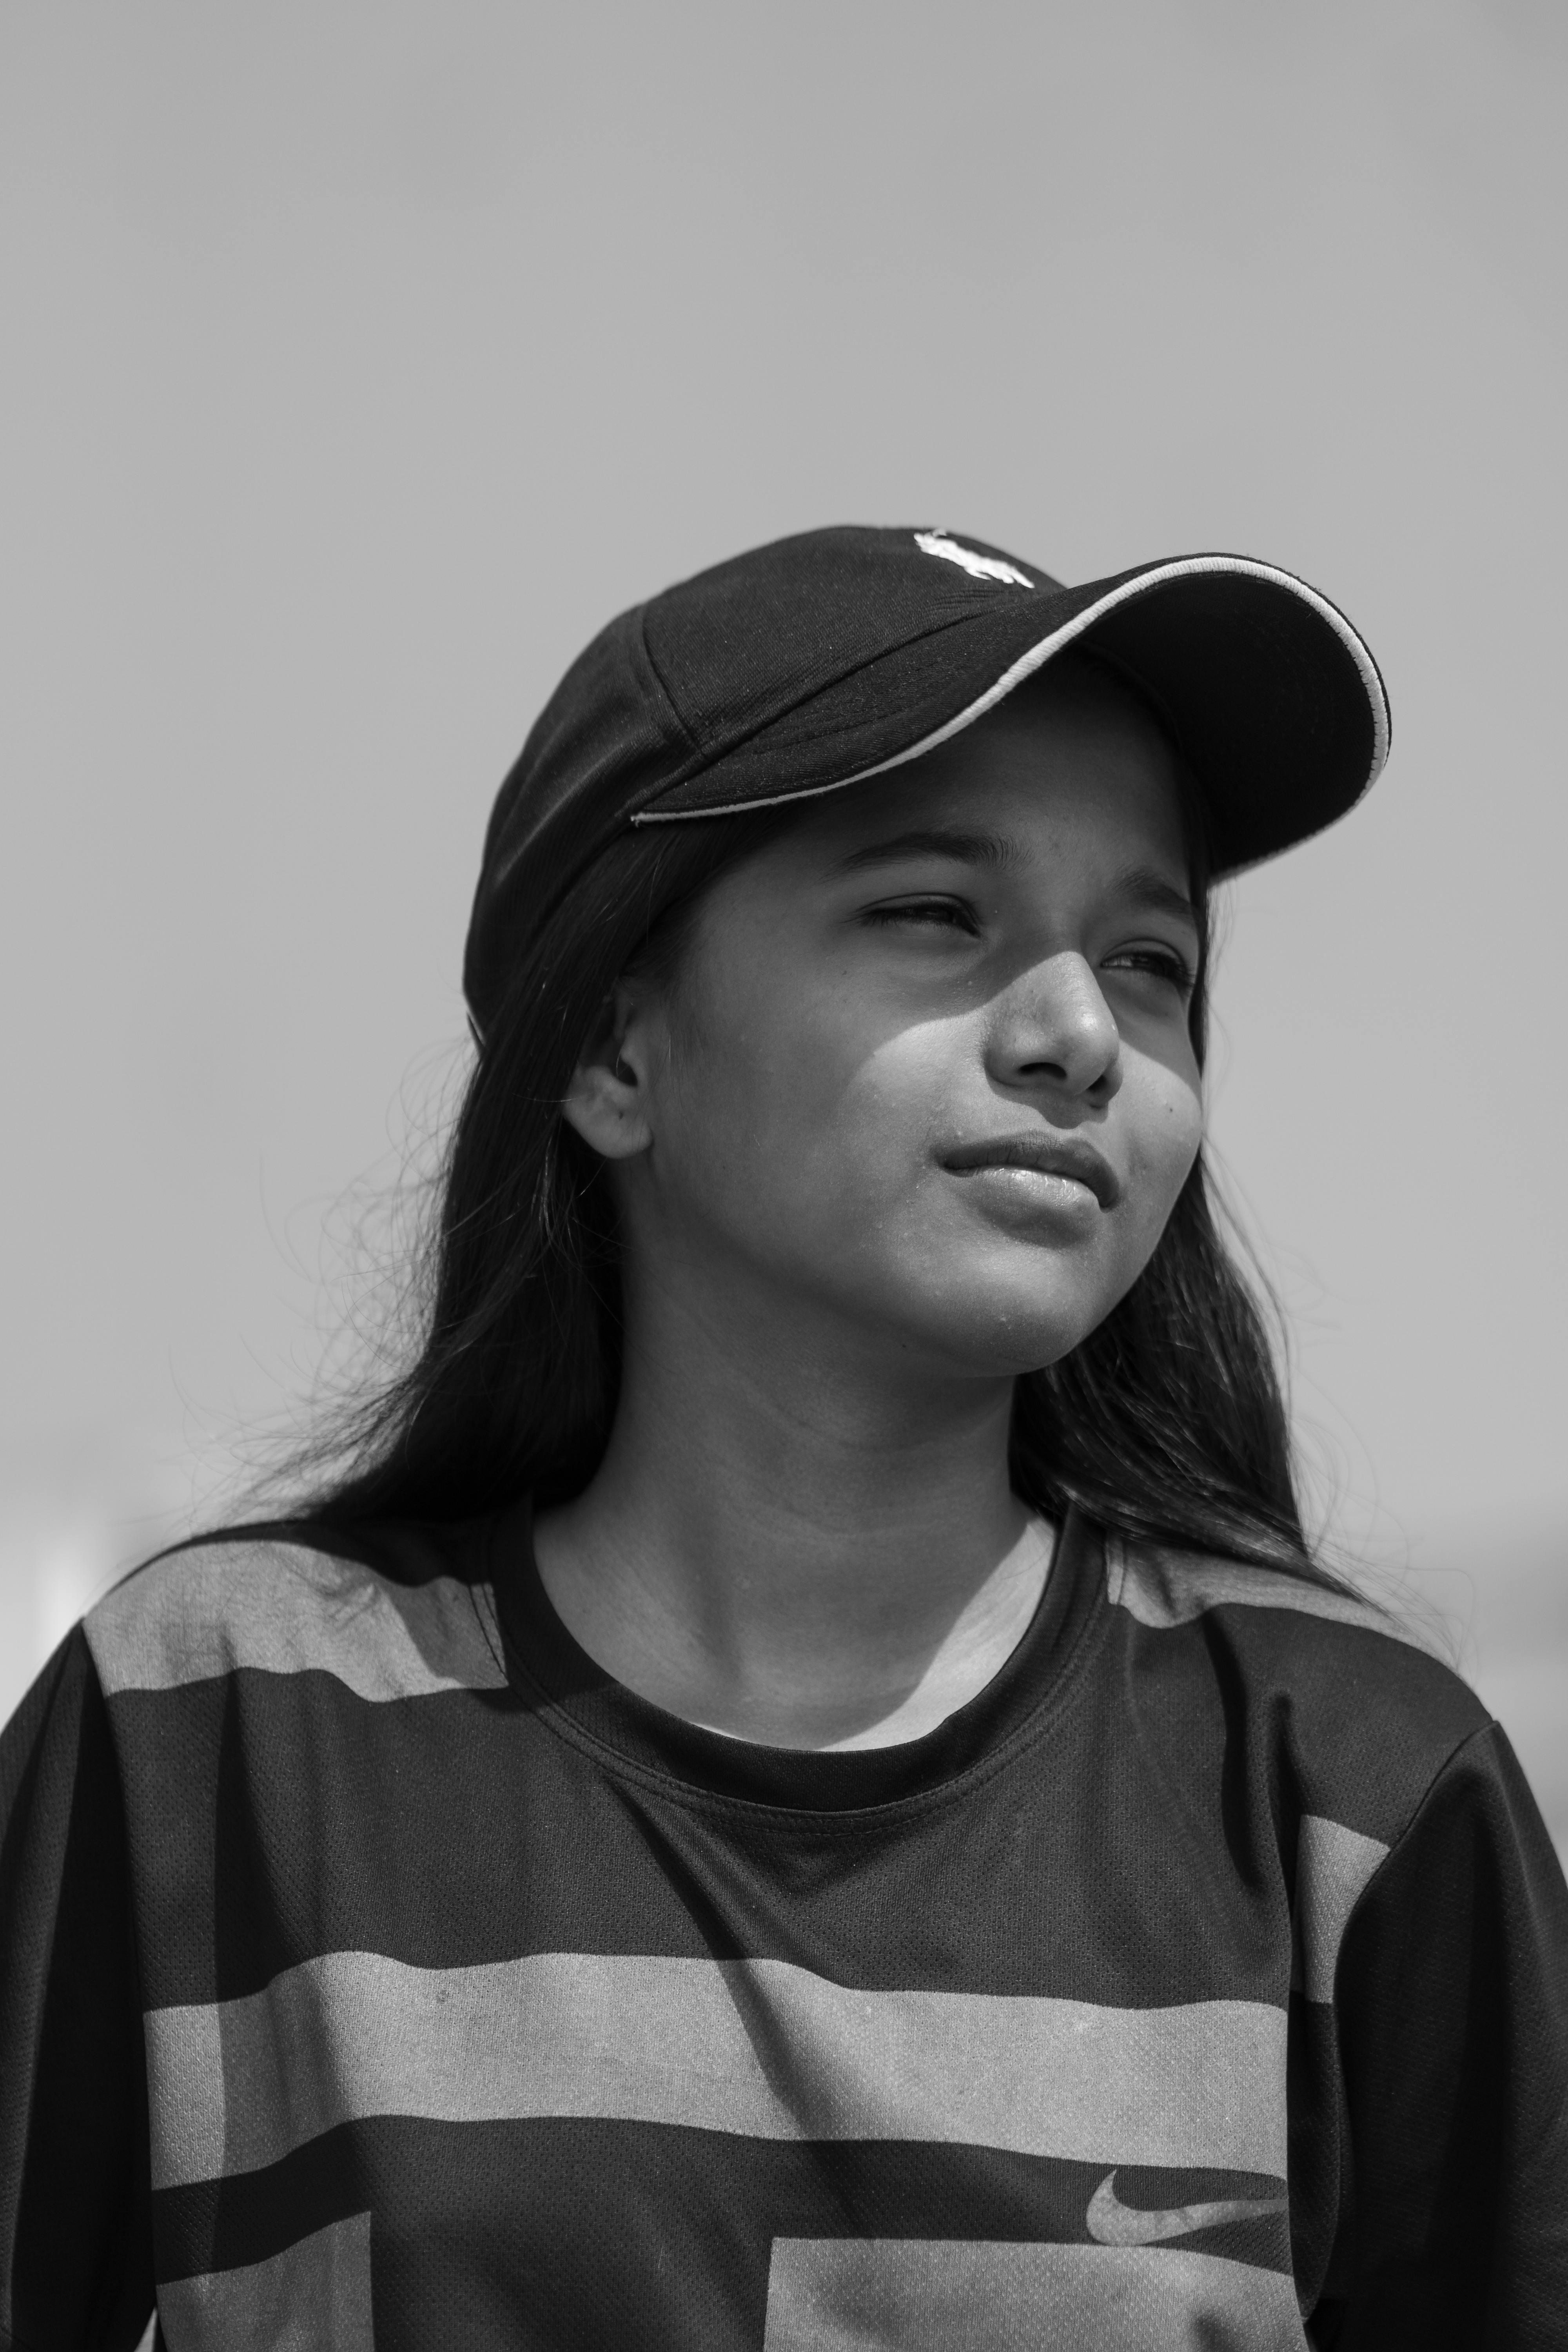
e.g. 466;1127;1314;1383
986;951;1122;1104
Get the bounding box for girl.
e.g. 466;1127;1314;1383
2;526;1563;2350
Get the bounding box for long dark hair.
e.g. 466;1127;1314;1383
292;776;1329;1585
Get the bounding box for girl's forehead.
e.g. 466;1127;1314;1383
780;692;1190;877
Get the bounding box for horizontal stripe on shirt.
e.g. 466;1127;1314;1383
1104;1539;1417;1646
87;1543;508;1701
145;1949;1288;2191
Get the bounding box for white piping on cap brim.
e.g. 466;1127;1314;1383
630;553;1391;832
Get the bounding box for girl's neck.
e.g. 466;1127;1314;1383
530;1265;1053;1751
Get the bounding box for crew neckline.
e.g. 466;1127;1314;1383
486;1502;1106;1815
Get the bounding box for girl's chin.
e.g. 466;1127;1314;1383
873;1286;1114;1382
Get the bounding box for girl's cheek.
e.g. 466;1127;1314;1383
1129;1070;1204;1202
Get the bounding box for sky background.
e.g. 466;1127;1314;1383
2;0;1564;1847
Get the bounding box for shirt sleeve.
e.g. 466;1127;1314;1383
1312;1719;1568;2348
0;1628;155;2352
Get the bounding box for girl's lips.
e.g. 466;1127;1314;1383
947;1161;1105;1233
939;1134;1122;1209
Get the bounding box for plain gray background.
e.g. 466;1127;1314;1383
2;1;1564;1852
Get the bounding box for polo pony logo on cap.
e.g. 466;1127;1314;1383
914;530;1033;588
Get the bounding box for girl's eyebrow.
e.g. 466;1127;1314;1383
1109;864;1200;930
834;827;1020;875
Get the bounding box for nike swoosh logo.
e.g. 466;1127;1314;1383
1086;2169;1289;2247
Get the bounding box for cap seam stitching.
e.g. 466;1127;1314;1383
627;600;1033;809
630;607;706;765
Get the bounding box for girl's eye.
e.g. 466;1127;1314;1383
1103;946;1195;994
860;897;980;935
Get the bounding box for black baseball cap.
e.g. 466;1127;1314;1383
464;524;1389;1029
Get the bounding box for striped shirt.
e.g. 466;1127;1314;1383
1;1505;1564;2349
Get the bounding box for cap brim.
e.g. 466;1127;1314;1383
633;554;1389;875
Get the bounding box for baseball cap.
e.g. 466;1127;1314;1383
463;524;1389;1028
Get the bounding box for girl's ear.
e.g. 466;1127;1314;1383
561;984;655;1161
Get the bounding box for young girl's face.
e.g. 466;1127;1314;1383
599;667;1206;1380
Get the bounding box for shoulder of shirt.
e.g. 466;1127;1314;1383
1103;1531;1492;1843
82;1520;511;1703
